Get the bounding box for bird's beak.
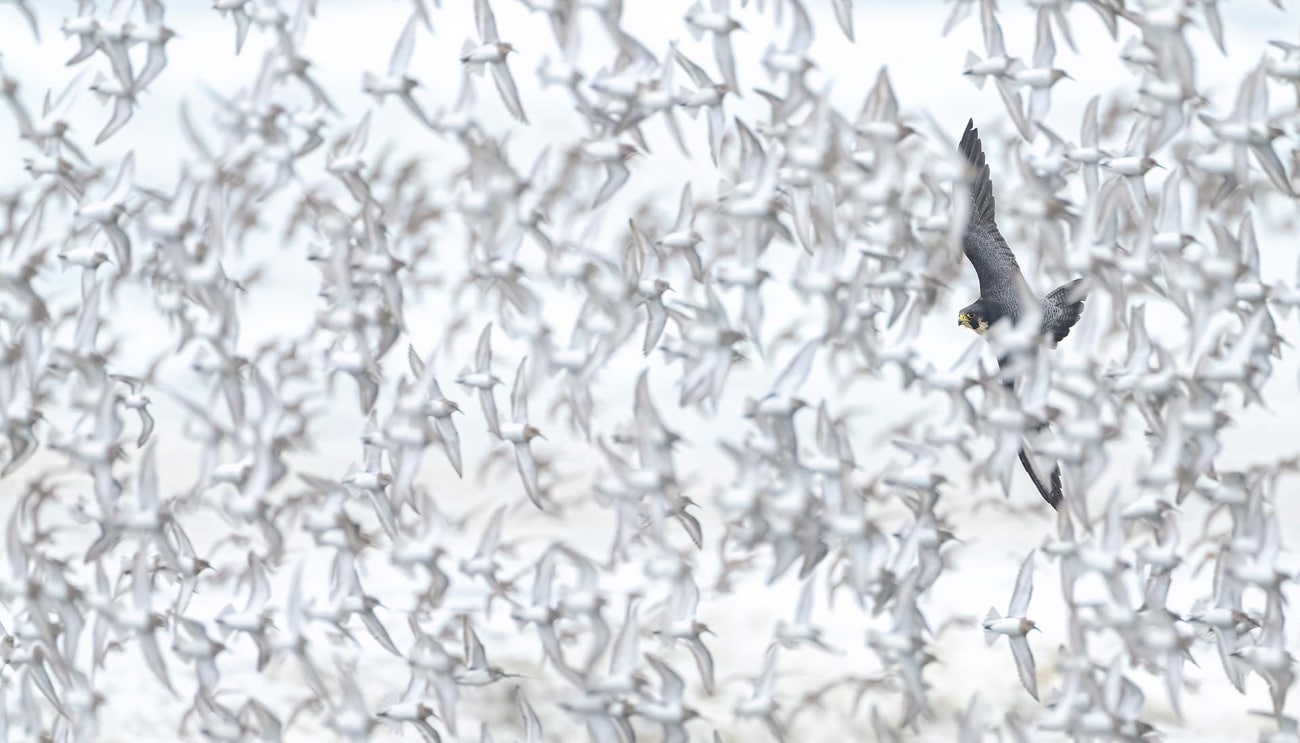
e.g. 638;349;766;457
957;313;968;328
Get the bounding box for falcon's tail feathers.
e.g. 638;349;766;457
1041;278;1087;343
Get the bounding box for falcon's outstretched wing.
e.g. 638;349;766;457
959;119;1026;319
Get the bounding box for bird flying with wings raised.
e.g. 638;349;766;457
957;119;1086;509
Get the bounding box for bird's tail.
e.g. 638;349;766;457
1041;278;1087;342
983;607;1000;645
963;51;987;89
685;2;706;40
460;39;485;75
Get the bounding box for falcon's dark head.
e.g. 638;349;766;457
958;301;992;335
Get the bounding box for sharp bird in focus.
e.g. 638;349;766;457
956;119;1086;509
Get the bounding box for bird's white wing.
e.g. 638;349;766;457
1008;635;1038;700
389;12;419;75
1008;549;1035;617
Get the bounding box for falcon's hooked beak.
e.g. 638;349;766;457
958;313;990;335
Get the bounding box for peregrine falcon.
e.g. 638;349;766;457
957;119;1086;509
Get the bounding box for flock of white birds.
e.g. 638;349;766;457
3;0;1300;741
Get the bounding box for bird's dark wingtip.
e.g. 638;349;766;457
1018;448;1064;510
959;119;981;162
959;119;995;227
1048;466;1064;510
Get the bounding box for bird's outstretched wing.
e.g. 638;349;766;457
1017;445;1063;509
959;119;1025;314
1008;550;1035;616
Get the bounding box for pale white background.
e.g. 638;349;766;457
2;0;1300;741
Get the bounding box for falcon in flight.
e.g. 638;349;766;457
956;119;1086;509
